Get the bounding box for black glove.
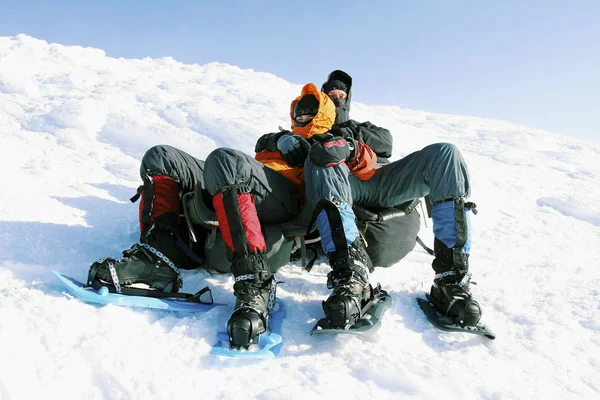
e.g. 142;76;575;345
255;131;288;153
309;133;356;167
277;134;311;167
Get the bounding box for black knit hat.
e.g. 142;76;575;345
322;79;348;94
293;94;319;118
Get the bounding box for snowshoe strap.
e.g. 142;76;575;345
235;274;256;282
434;270;471;287
356;284;377;319
326;269;367;290
234;270;272;284
97;284;215;304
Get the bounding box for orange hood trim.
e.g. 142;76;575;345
289;83;336;138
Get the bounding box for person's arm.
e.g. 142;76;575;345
309;134;377;181
334;120;393;159
355;121;393;159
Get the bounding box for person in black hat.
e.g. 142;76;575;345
321;70;393;165
306;69;484;331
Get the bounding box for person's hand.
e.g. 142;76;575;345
309;133;356;167
255;131;288;153
277;134;311;167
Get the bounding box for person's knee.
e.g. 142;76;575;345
141;145;178;175
426;142;460;155
205;147;246;173
204;148;250;192
422;142;464;165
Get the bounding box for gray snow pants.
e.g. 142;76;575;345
304;142;471;209
142;142;469;228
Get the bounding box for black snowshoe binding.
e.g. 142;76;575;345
227;253;276;349
311;239;392;334
428;270;481;327
87;227;183;294
88;242;182;293
427;238;481;327
325;238;373;326
417;237;495;339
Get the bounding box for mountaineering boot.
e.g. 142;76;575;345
212;185;274;348
323;238;373;328
227;253;276;347
311;198;376;328
88;228;181;293
428;238;481;326
429;199;481;327
88;171;207;293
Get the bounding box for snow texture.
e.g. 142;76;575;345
1;34;599;400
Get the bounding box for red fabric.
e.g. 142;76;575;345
237;193;266;252
323;138;347;148
325;160;346;168
138;194;145;232
213;193;232;249
139;176;180;231
213;192;266;253
348;141;377;180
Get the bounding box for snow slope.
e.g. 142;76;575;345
1;35;599;400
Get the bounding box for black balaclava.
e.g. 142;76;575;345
321;70;353;124
293;94;319;126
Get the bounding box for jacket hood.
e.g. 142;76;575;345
290;83;336;137
321;70;353;124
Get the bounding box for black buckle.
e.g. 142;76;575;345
129;185;144;203
255;271;271;282
464;201;478;215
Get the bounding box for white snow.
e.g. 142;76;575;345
1;34;599;400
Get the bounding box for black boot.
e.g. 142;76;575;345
88;241;181;293
323;238;373;328
428;238;481;327
227;252;276;348
88;225;185;293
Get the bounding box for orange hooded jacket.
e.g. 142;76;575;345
255;83;377;186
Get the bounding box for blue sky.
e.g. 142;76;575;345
1;0;598;143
